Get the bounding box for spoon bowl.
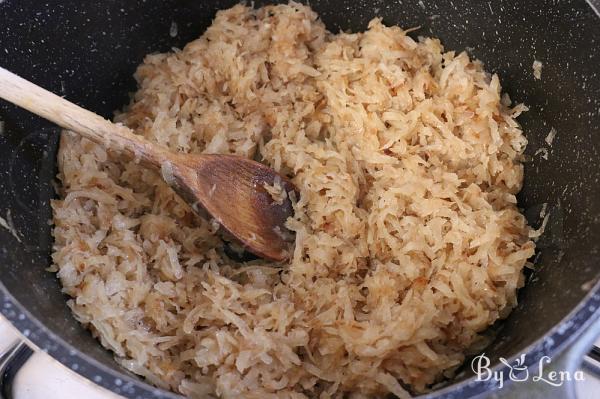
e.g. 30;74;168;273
162;153;297;261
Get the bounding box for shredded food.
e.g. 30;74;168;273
263;178;287;205
51;3;535;398
533;60;543;80
545;127;557;146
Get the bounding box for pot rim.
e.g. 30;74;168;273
1;279;600;398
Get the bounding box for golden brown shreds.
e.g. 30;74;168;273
263;178;288;205
52;3;535;398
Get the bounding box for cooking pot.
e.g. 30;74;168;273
1;0;600;398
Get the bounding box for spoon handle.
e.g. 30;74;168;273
0;66;170;167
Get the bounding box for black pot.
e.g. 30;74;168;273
1;1;600;398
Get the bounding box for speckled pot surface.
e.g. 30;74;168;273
1;1;600;398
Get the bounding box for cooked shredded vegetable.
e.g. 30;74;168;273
52;3;535;397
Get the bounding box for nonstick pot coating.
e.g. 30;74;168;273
1;1;600;398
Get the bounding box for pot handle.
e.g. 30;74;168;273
0;317;34;397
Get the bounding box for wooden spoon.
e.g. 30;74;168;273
0;67;296;261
